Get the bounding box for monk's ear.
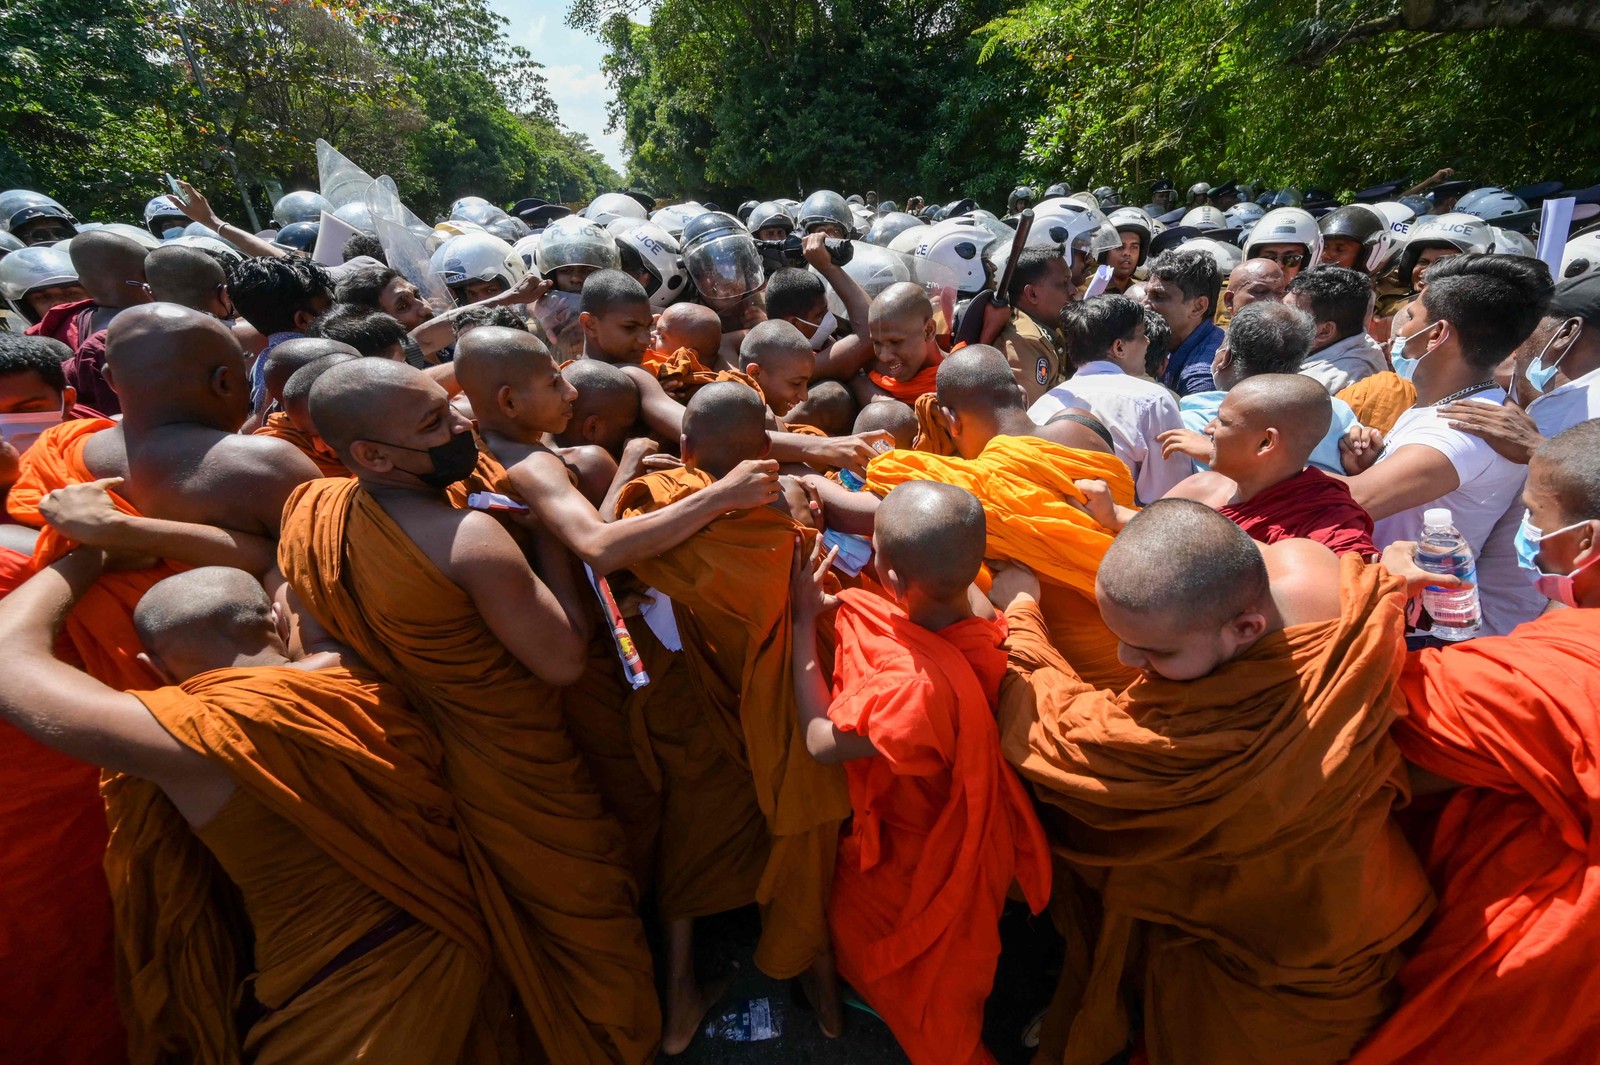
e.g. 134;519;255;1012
348;440;395;473
940;404;960;438
679;432;695;467
1226;609;1269;649
757;434;772;460
101;363;117;393
135;651;178;687
496;383;517;417
209;363;236;399
923;316;936;343
579;310;597;341
581;413;602;443
1257;426;1280;455
60;384;76;413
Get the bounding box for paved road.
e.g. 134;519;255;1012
671;903;1063;1064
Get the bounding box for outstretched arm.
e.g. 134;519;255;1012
791;537;878;764
41;479;279;576
409;276;553;359
169;180;285;260
806;235;875;380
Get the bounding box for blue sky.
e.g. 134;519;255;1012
486;0;634;172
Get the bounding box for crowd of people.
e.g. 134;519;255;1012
1;152;1599;1065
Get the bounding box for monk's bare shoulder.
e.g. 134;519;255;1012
1261;537;1343;626
373;490;498;585
1165;471;1237;507
80;425;130;479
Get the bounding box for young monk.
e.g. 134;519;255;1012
282;357;661;1063
1163;374;1376;555
552;357;641;459
853;282;944;405
993;499;1434;1065
852;398;918;451
0;558;513;1063
650;301;723;371
1350;420;1600;1064
259;354;358;477
739;319;815;419
451;326;777;889
791;480;1051;1065
615;381;852;1050
783;379;857;438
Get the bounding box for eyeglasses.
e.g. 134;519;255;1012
1257;251;1305;268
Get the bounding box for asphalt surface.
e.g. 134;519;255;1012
667;902;1064;1064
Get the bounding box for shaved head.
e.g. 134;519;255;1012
454;325;553;401
874;481;986;600
103;302;250;427
133;566;279;679
682;380;768;478
309;357;440;455
1228;259;1286;291
560;358;639;439
656;301;722;359
853;399;917;450
783;378;856;437
262;337;358;406
145;245;227;311
1098;499;1268;625
1224;374;1331;464
935;344;1026;414
282;352;357;412
869;281;934;325
68;230;150;304
1533;420;1600;523
739;319;812;371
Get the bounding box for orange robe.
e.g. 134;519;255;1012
254;412;349;477
640;347;762;401
999;556;1434;1065
1350;608;1600;1065
868;348;943;402
0;546;125;1065
618;467;851;978
866;434;1140;689
120;665;512;1064
911;393;957;455
1337;371;1416;435
827;589;1051;1065
279;477;659;1064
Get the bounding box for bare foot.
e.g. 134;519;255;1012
662;966;736;1055
797;954;844;1039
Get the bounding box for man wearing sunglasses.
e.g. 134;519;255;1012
1243;207;1325;283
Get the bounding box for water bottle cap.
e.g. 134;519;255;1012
1423;507;1453;528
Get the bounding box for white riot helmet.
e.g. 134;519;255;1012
169;233;244;263
649;203;705;240
864;211;925;248
582;193;649;226
888;225;930;255
1317;205;1392;272
1490;227;1537;258
1107;207;1153;262
1395;213;1494;288
1180;206;1226;232
797;190;854;237
1370;201;1415;237
333;201;378;234
429;232;527;301
913;217;996;296
144;197;190;240
1458;188;1528;221
535;216;621;276
485;216;531;243
1183;238;1243;275
93;222;163;251
273;190;332;227
679;211;764;303
511;233;543;273
613;220;688;310
747;201;795;238
1027;200;1121;261
449;196;493;218
1242;207;1323;268
1560;231;1600;281
0;244;78;322
453;202;510;228
0;231;23;256
964;210;1017;249
1223;202;1265;229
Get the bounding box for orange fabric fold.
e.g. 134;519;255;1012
1350;608;1600;1065
827;589;1051;1065
865;433;1139;688
911;393;958;455
1336;371;1416;435
641;348;762;402
0;547;125;1065
618;468;850;977
279;477;659;1064
999;556;1434;1065
115;666;506;1064
254;413;349;478
868;350;943;402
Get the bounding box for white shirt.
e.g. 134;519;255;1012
1028;361;1192;504
1300;331;1389;395
1525;365;1600;438
1368;391;1537;636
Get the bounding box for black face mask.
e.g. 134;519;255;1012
368;429;478;489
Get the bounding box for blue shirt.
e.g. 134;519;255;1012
250;330;305;411
1179;388;1358;475
1162;318;1224;397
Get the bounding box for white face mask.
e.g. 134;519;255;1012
0;409;63;454
795;310;838;351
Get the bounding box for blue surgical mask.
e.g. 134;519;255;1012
1516;511;1598;607
1524;318;1582;394
160;225;186;241
1390;322;1434;381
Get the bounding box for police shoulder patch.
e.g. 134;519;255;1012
1035;355;1052;386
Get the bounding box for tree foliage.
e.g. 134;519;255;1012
0;0;618;224
582;0;1600;204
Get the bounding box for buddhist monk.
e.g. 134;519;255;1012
451;326;778;891
783;379;858;438
739;320;816;419
615;381;852;1049
552;357;642;459
993;499;1434;1065
1164;374;1377;556
852;397;918;451
791;480;1051;1064
650;301;723;371
0;557;512;1063
1350;421;1600;1064
261;353;358;477
281;356;661;1063
853;282;944;405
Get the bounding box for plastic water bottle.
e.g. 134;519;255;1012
1414;507;1481;641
